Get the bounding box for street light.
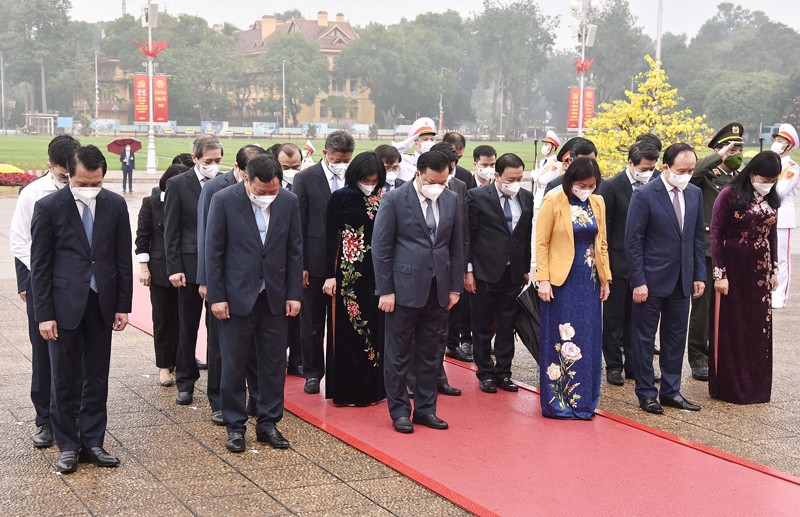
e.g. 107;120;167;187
142;3;159;174
1;51;7;135
94;51;99;136
439;67;447;133
570;0;600;136
282;59;287;131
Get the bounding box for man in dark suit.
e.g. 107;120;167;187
205;154;303;452
292;131;354;395
31;145;132;473
597;142;660;386
465;153;533;393
120;144;135;193
465;145;497;190
442;132;473;186
164;134;223;407
373;151;464;433
196;144;264;424
625;143;706;415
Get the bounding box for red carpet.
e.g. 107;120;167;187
129;279;800;516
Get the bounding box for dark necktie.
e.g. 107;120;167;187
80;201;98;292
633;181;643;190
672;187;683;232
425;199;436;240
503;195;513;232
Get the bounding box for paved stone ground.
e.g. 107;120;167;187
0;173;798;516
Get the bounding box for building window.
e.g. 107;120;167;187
350;79;358;95
320;99;328;118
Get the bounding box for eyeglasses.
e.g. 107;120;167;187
386;165;401;172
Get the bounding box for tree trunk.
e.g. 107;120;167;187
40;62;47;113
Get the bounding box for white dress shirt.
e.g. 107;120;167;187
661;173;685;227
413;178;439;226
74;192;98;220
10;174;61;270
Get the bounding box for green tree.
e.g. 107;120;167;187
585;56;711;174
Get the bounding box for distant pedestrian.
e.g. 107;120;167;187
120;144;135;193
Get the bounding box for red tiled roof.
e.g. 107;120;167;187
235;17;357;55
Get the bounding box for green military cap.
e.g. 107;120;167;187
557;137;585;162
708;122;744;149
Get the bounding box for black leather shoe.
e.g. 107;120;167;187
639;397;664;414
606;371;625;386
479;379;497;393
56;450;79;474
412;413;449;430
461;342;473;357
445;346;473;362
211;410;224;426
393;416;413;434
226;431;245;453
32;424;54;448
81;447;120;467
304;378;320;394
175;392;193;405
437;384;462;396
691;366;709;382
257;428;289;449
496;377;518;392
196;358;207;370
287;365;304;377
660;394;701;411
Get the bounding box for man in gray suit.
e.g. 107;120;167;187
205;154;303;452
373;151;464;433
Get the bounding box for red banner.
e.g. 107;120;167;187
153;75;168;123
566;87;596;131
133;74;149;123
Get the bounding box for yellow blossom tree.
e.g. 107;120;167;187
585;55;711;175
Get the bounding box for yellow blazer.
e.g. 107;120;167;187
535;191;611;287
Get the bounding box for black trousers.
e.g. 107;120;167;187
687;257;712;368
26;278;52;426
175;283;202;394
220;293;287;435
601;276;633;376
472;268;519;381
447;293;472;350
287;315;302;370
300;276;331;380
149;283;179;369
384;282;448;420
49;292;112;452
122;168;133;191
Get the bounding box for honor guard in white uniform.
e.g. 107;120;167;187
393;117;437;182
532;130;562;215
772;123;800;308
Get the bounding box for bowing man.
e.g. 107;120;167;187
31;145;132;474
205;154;303;452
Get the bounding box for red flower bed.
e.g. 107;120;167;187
0;173;39;187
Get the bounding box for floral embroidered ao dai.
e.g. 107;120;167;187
540;197;602;419
709;186;777;404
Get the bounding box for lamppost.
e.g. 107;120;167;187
282;59;287;131
142;3;159;174
112;104;119;136
655;0;664;61
1;51;6;135
94;51;99;136
438;67;447;133
569;0;600;136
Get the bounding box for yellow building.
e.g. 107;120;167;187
72;58;132;125
235;11;375;126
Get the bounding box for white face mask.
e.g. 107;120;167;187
630;165;654;184
666;167;691;190
283;169;299;184
358;182;376;196
250;193;277;210
198;163;219;179
542;143;552;156
499;179;522;197
752;180;775;197
386;171;398;185
571;186;594;202
419;140;435;153
72;186;101;204
327;160;347;176
420;181;445;201
477;167;495;180
771;141;787;154
51;170;68;190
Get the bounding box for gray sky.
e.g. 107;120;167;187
71;1;800;50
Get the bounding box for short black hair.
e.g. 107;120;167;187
266;143;281;157
417;151;450;175
473;145;497;163
731;150;782;211
325;130;355;154
47;135;81;169
246;153;283;183
70;145;108;177
662;143;697;167
344;152;386;192
563;157;602;196
159;164;189;192
496;153;525;176
635;133;662;152
628;142;660;166
278;143;302;160
374;144;401;165
235;144;267;172
442;132;466;151
430;142;458;170
172;153;194;167
572;139;598;158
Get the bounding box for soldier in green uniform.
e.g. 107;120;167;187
687;122;744;381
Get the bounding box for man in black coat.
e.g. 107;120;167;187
164;134;223;407
291;131;354;395
31;145;132;473
465;153;533;393
119;144;135;193
597;142;660;386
